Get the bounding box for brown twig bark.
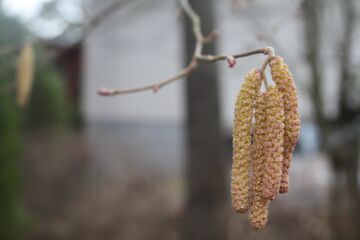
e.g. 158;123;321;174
98;0;274;96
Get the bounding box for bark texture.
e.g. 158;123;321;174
182;0;228;239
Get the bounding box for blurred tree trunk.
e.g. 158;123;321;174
303;0;360;239
329;138;360;240
182;1;228;240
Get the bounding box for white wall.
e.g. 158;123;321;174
83;0;184;124
83;0;311;129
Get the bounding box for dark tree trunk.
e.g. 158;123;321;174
182;1;228;239
328;143;360;240
329;137;360;240
328;164;343;240
343;141;360;240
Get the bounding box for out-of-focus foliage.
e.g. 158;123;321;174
0;6;29;240
24;47;73;129
0;3;73;130
0;94;27;240
37;0;86;41
0;2;75;239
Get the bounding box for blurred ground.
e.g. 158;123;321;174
24;126;332;240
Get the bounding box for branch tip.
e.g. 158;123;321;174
265;47;275;56
97;87;114;96
94;0;276;97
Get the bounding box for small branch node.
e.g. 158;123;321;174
203;29;219;43
152;85;161;93
226;56;237;68
95;0;275;97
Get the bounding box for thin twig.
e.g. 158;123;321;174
80;2;91;21
110;60;197;95
98;0;274;96
197;48;270;62
202;30;219;43
88;0;143;32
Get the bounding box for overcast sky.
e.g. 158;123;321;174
2;0;82;38
3;0;45;19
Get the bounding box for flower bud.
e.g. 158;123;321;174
226;56;237;68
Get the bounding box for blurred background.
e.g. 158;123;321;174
0;0;359;239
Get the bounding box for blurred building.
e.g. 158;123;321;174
82;0;316;172
83;0;310;126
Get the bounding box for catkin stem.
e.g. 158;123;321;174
262;72;269;90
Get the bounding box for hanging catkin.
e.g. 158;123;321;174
249;91;269;230
231;68;262;213
16;43;35;107
269;57;300;193
262;87;285;200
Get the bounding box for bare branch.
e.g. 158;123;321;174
259;48;275;89
338;0;356;119
99;60;197;96
98;47;272;96
98;0;274;97
197;48;271;62
303;0;325;127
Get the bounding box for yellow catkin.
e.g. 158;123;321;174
262;87;285;200
231;68;262;213
269;56;300;193
16;43;35;107
249;92;269;230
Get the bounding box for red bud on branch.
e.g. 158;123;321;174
226;56;236;68
152;85;160;93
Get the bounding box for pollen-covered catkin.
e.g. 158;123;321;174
249;92;269;230
262;87;285;200
231;69;262;213
269;56;300;194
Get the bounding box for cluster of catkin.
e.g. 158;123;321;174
231;56;300;230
